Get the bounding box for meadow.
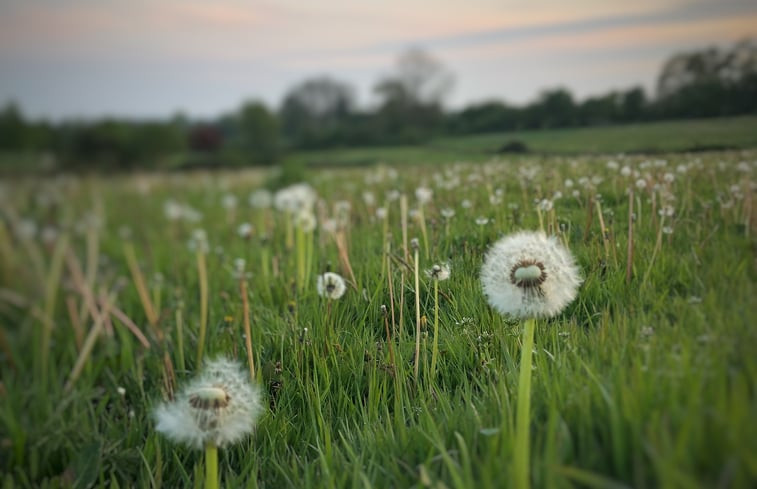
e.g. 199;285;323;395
1;151;756;488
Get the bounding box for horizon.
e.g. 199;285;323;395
1;0;756;121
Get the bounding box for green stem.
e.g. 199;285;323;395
429;279;440;381
175;306;185;372
205;443;218;489
413;248;421;379
196;251;208;366
514;318;536;489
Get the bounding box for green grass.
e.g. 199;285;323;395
0;154;756;488
288;116;757;167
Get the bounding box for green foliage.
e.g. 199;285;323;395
0;152;755;488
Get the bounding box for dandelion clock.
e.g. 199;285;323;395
480;231;581;489
154;358;263;489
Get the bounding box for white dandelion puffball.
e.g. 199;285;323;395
480;231;582;318
154;358;262;449
426;263;451;281
317;272;347;300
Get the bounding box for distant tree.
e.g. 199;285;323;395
449;101;521;134
373;48;454;142
527;88;576;128
188;125;223;153
655;39;757;117
230;101;280;164
280;77;354;148
619;87;647;122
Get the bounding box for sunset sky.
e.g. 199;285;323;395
1;0;756;120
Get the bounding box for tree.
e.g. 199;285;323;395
231;101;279;164
373;48;454;142
280;77;354;148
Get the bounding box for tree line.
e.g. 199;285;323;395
1;39;756;170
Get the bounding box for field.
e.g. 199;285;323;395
287;116;757;168
1;151;756;488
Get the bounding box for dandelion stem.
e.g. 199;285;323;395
196;251;209;366
204;443;219;489
418;205;430;259
626;187;634;285
642;215;665;287
413;247;421;379
175;306;185;372
124;242;159;326
40;233;69;382
240;279;255;380
514;317;536;489
429;278;440;381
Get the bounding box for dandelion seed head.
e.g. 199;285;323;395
221;194;238;210
475;217;489;226
237;222;253;239
154;358;263;450
480;231;582;318
249;189;272;209
426;263;451;281
440;208;455;219
316;272;347;300
415;186;433;204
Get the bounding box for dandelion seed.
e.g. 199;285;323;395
635;179;647;190
316;272;346;300
662;226;673;235
461;199;472;209
475;217;490;226
154;358;263;450
480;231;582;318
375;207;388;220
620;166;632;177
663;173;675;183
440;208;455;219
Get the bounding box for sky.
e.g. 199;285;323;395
1;0;756;120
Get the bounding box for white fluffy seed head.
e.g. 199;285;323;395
316;272;347;300
154;358;263;449
480;231;582;318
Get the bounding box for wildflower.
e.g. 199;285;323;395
416;186;433;204
538;199;553;212
375;207;388;220
316;272;347;300
461;199;472;209
188;229;209;253
440;208;455;219
249;189;272;209
426;263;451;281
221;194;238;210
620;166;632;177
294;210;317;232
480;231;582;318
635;179;647;190
274;183;317;213
475;217;489;226
154;358;263;450
237;222;253;239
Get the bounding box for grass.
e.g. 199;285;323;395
0;153;756;488
288;116;757;167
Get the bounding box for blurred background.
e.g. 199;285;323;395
1;0;756;173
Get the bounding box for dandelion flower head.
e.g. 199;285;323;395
154;358;263;449
426;263;451;281
480;231;582;318
317;272;347;300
